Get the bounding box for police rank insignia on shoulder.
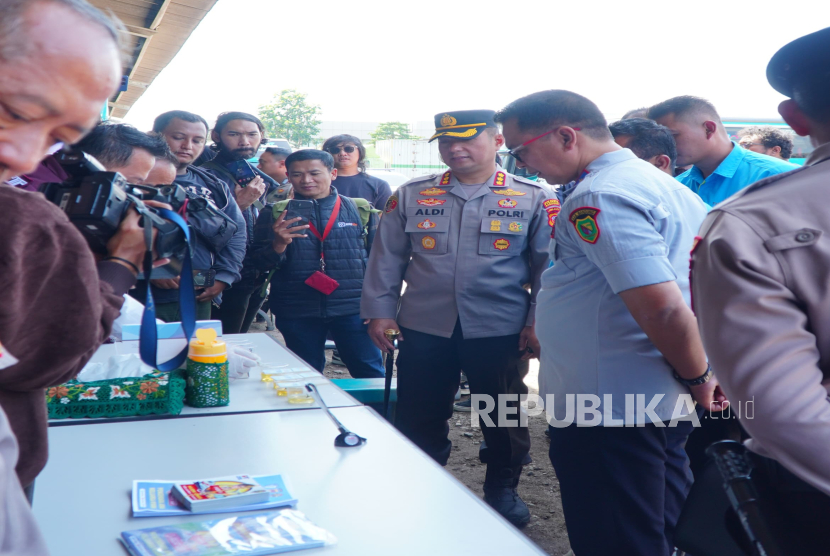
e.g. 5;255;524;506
417;198;446;206
385;195;398;213
493;188;526;196
493;171;506;186
490;220;501;231
420;187;448;196
493;238;510;250
543;198;561;227
422;236;436;249
569;206;601;244
417;219;437;229
440;171;451;186
498;198;518;208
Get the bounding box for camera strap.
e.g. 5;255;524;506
138;208;197;371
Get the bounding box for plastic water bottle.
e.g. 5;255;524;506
185;328;229;407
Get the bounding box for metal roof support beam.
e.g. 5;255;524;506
149;0;173;30
124;24;156;38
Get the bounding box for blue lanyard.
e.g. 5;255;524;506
139;208;196;371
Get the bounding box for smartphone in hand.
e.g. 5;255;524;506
285;199;314;228
225;160;258;186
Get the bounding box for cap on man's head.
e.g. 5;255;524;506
428;110;497;142
767;27;830;97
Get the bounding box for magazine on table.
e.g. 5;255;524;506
121;509;336;556
132;473;297;517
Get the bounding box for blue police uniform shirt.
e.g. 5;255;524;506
677;141;799;205
536;149;709;425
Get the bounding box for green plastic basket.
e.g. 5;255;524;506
46;370;186;419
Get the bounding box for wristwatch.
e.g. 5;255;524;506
673;364;712;387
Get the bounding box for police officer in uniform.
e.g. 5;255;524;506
361;110;552;527
692;28;830;551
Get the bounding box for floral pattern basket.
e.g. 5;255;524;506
46;370;186;419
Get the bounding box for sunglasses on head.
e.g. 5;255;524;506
327;145;357;154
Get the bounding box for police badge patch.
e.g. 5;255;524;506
422;236;436;249
493;188;526;196
569;206;601;244
493;238;510;250
543;198;561;228
385;195;398;213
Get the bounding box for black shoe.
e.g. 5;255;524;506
453;397;471;412
459;380;470;395
483;486;530;528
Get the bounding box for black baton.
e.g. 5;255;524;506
383;329;400;421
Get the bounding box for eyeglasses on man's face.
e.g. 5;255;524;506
508;127;581;163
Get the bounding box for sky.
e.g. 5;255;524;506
123;0;827;131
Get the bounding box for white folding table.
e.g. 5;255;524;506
34;406;547;555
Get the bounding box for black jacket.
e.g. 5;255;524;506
131;165;246;305
200;150;279;250
248;187;377;319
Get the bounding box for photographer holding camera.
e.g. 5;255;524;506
149;110;248;321
0;0;172;550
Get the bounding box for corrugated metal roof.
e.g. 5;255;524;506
89;0;219;119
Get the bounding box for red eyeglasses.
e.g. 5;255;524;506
508;127;581;163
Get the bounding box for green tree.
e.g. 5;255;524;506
369;122;420;145
258;89;321;148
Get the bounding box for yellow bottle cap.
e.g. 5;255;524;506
189;328;227;358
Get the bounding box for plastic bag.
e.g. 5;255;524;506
111;295;163;341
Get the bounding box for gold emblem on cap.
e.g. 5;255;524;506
440;114;457;127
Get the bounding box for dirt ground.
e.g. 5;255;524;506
252;322;571;556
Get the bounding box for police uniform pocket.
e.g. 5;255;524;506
478;218;529;256
407;216;450;254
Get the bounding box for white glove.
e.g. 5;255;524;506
228;346;261;379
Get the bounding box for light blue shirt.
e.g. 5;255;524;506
678;141;798;205
536;149;709;424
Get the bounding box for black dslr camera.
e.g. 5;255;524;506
42;149;189;278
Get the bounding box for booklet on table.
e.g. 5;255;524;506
121;509;336;556
132;474;297;517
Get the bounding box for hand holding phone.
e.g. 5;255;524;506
234;176;266;211
272;207;310;254
284;199;314;227
225;160;258;186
